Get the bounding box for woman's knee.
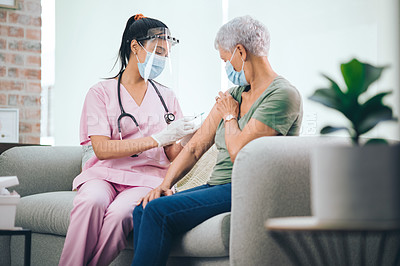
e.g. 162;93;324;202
141;198;169;222
133;203;144;218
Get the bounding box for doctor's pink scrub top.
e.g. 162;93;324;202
72;79;183;191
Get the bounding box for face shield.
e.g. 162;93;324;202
136;27;180;90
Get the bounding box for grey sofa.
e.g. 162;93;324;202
2;136;396;265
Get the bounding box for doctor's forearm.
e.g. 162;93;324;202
164;143;183;162
92;136;158;160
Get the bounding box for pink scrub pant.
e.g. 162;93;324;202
59;179;152;266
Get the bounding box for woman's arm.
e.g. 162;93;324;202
90;135;158;160
224;118;277;162
139;103;223;207
216;91;277;162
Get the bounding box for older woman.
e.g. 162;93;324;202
131;15;303;265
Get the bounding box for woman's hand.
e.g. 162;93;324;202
137;184;174;208
215;91;239;119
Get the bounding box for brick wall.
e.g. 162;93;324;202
0;0;41;144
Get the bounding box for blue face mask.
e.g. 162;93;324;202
225;48;249;86
136;45;166;81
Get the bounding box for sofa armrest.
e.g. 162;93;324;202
229;136;350;266
0;146;82;197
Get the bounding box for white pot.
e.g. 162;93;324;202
311;144;400;223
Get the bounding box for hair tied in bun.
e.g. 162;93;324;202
134;14;146;21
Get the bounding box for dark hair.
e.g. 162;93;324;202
112;14;168;78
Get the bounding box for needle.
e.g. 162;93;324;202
194;112;205;119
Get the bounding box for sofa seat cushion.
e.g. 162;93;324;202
170;212;230;257
16;191;231;257
16;191;76;236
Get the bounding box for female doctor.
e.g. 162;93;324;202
59;14;195;266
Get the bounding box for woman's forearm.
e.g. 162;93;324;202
161;131;216;188
224;119;243;162
224;118;278;162
160;145;200;188
161;104;221;188
91;136;158;160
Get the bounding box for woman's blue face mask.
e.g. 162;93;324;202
225;48;249;86
136;43;166;81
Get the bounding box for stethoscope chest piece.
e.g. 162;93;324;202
164;113;175;124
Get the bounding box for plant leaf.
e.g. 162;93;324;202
320;73;356;118
365;138;389;145
356;90;392;122
321;74;344;98
340;58;386;97
320;126;350;134
355;91;395;134
308;88;341;110
341;59;363;95
357;106;394;134
363;63;387;95
362;91;392;107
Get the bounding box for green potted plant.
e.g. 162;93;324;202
308;58;400;225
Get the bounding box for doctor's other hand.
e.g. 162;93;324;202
138;185;173;208
151;116;196;147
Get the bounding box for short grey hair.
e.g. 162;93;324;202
214;15;270;57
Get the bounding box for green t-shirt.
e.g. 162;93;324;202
208;76;303;186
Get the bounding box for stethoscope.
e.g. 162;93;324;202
117;70;175;141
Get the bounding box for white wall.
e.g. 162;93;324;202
228;0;400;139
54;0;400;145
54;0;222;145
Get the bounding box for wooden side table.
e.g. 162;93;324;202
266;217;400;266
0;228;31;266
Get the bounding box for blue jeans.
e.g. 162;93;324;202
131;183;231;266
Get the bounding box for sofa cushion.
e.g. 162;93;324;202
15;191;75;236
16;191;230;257
0;146;82;197
170;212;230;257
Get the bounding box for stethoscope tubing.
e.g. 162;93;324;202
117;70;175;139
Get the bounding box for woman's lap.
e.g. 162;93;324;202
132;183;231;265
136;183;231;233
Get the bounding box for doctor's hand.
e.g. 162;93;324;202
179;116;203;146
151;117;196;147
138;184;173;208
